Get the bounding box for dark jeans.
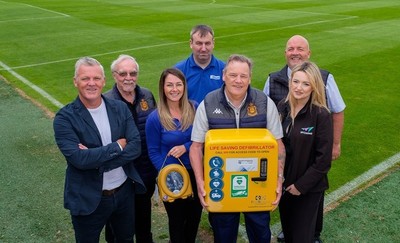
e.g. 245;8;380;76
209;211;271;243
71;179;135;243
106;180;156;243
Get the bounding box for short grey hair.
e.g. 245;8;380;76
223;54;253;75
74;57;104;78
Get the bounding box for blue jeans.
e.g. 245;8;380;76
209;211;271;243
71;180;135;243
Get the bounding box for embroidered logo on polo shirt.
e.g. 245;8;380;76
300;127;314;135
210;75;221;80
140;99;149;111
213;108;223;114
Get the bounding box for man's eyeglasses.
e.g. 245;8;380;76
113;71;138;77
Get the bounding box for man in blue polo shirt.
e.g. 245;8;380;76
175;24;225;103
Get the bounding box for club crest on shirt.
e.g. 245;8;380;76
140;99;149;111
247;103;257;116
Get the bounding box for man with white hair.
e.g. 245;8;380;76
104;54;157;243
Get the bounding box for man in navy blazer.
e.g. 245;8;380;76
53;57;145;242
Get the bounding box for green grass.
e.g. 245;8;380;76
322;165;400;242
0;81;72;242
1;78;398;242
1;0;400;241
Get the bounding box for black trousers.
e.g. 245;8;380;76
162;170;203;243
279;192;323;243
106;180;156;243
315;193;324;237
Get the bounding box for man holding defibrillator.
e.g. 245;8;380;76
190;54;286;242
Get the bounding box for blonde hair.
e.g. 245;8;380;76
286;61;329;118
157;68;195;131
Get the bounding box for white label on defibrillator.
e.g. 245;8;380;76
226;158;257;172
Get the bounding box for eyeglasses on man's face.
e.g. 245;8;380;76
113;71;138;78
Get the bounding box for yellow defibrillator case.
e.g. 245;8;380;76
157;164;193;203
204;128;278;212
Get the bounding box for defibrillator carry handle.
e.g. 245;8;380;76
251;158;267;182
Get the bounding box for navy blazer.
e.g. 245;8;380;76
53;96;146;216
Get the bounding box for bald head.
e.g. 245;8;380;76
285;35;311;69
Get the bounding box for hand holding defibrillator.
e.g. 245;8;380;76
168;145;186;158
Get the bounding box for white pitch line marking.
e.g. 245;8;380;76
268;152;400;238
18;2;70;17
0;61;64;108
0;16;67;23
0;16;357;71
215;16;358;39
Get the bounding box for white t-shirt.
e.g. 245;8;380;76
88;99;127;190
